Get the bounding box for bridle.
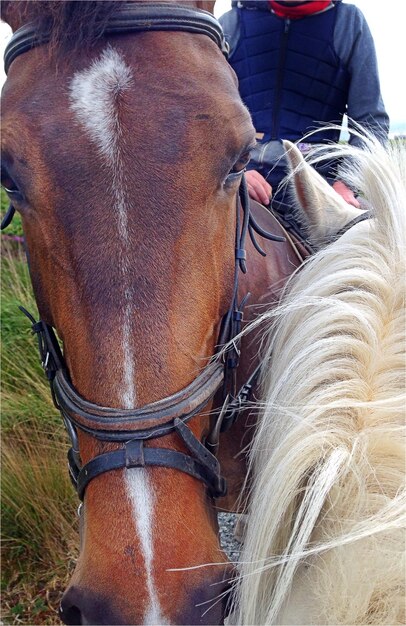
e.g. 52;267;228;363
3;2;230;73
17;177;284;500
3;3;286;501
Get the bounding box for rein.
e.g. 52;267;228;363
271;198;372;254
4;5;287;501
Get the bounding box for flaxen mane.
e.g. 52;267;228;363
234;136;406;625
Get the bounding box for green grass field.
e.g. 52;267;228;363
1;192;78;624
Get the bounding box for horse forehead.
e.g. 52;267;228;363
67;39;241;115
3;40;247;153
4;27;238;99
68;46;133;158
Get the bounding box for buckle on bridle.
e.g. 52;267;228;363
125;439;145;468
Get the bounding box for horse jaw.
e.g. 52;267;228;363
283;140;364;248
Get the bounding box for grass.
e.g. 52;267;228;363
1;429;78;625
1;188;23;237
1;241;78;625
1;245;59;432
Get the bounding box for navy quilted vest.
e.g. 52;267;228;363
230;2;350;143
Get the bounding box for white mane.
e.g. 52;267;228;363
234;137;406;625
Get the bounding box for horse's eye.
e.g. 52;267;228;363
232;150;251;173
1;168;23;201
224;150;252;186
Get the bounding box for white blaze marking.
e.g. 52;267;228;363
69;46;132;162
69;46;136;407
125;469;169;625
70;48;167;623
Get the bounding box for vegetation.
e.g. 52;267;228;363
1;188;23;238
1;197;78;624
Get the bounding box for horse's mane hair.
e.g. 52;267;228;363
2;1;212;50
16;1;120;50
234;137;406;624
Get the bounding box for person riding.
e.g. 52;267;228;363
219;0;389;210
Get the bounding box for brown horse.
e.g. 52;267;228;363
1;2;360;624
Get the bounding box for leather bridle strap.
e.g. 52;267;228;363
4;2;229;74
71;419;226;500
21;312;227;498
331;210;372;239
272;203;372;254
17;176;253;500
53;362;224;441
18;167;285;500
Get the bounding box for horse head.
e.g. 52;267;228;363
1;2;256;623
1;1;368;624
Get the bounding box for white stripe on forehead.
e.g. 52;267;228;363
70;50;167;622
69;45;136;407
69;45;132;161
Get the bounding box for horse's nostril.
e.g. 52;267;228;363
60;586;126;625
59;602;82;625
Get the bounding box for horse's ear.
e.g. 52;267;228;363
195;1;216;14
283;140;363;246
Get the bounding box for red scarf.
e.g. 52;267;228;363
269;1;332;19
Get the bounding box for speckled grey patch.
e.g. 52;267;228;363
218;512;241;563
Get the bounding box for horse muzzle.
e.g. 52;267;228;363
59;587;123;625
60;574;233;625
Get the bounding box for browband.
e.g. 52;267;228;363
4;3;229;74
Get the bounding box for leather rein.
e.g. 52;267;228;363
4;4;287;501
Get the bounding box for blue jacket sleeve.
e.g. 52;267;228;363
218;9;240;54
334;4;389;146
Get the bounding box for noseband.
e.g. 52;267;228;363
5;4;285;501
